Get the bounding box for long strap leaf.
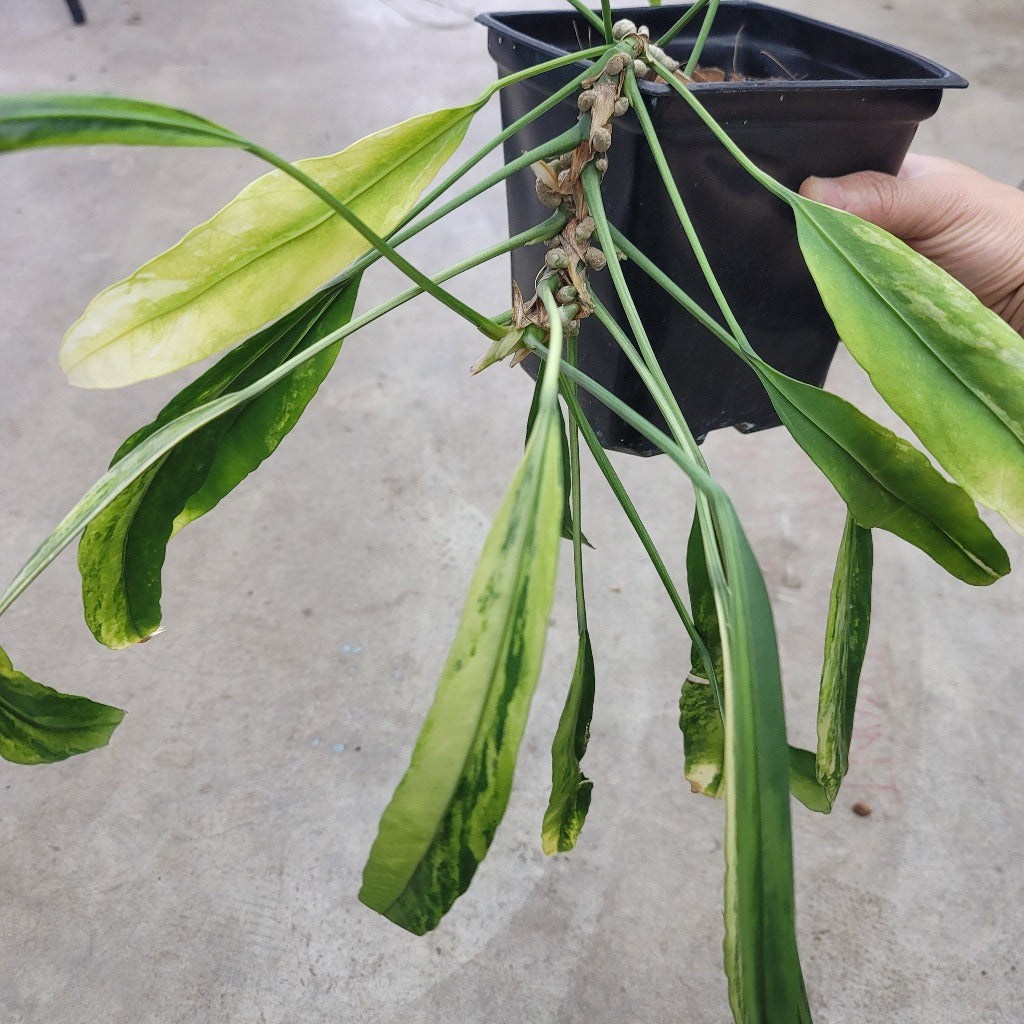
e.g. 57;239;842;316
358;282;567;933
792;199;1024;534
77;279;360;648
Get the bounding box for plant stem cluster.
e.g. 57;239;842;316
517;37;648;348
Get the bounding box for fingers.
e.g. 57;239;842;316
799;169;946;240
799;158;1024;335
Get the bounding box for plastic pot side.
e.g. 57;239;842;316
478;2;967;453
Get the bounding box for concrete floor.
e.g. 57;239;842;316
1;1;1022;1022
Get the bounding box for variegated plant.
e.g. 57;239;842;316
1;2;1022;1022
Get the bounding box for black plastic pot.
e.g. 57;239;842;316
478;2;966;453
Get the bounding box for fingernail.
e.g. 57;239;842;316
801;176;846;209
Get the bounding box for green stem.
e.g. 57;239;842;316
478;44;610;103
560;380;719;695
536;279;566;409
580;164;704;468
683;0;720;77
531;329;737;720
566;336;588;635
622;66;781;677
623;70;750;349
583;163;731;712
344;124;584;283
609;230;736;352
649;54;788;201
562;0;605;36
600;0;614;44
525;331;721;502
655;0;710;49
311;49;620;325
588;296;680;440
401;45;610;238
586;297;726;714
245;142;507;340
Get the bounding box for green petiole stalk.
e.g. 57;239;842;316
566;337;589;636
582;164;730;712
600;0;614;44
587;296;725;712
536;280;567;412
580;164;704;469
655;0;710;49
683;0;720;78
623;69;750;349
478;44;610;103
525;332;726;506
649;53;790;202
560;380;720;697
412;44;611;235
337;124;584;289
610;229;747;360
529;332;735;652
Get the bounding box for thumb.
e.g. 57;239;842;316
799;171;935;239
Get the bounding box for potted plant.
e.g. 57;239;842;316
1;3;1021;1022
480;0;968;451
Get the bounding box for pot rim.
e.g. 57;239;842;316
476;1;968;94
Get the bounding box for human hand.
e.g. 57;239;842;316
800;155;1024;334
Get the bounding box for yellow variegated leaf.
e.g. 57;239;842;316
60;103;481;387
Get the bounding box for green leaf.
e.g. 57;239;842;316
541;629;595;854
603;226;1005;585
679;679;724;797
681;512;725;796
685;511;724;691
0;94;243;151
815;513;873;806
685;504;811;1018
713;507;812;1023
77;278;360;649
758;368;1008;586
59;103;481;387
792;196;1024;534
0;645;124;764
0;283;371;622
358;410;563;934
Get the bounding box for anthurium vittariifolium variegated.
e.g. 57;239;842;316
78;278;361;649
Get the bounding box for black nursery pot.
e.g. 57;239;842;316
478;2;966;454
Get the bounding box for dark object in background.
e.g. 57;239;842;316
479;2;966;453
66;0;86;25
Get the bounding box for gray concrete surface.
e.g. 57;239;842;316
1;1;1022;1022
